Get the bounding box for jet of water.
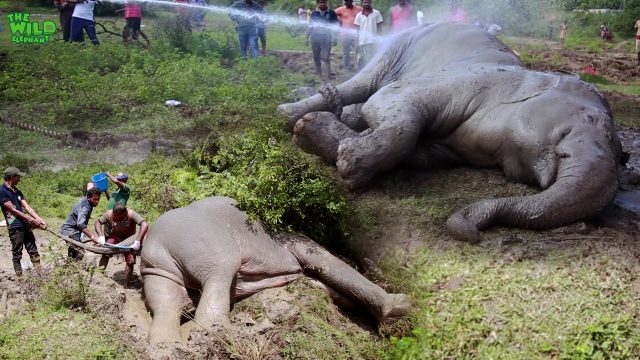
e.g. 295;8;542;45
102;0;364;38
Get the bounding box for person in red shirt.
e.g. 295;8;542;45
335;0;362;71
389;0;415;33
118;0;142;42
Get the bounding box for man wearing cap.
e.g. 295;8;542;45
0;167;47;276
105;171;131;210
94;203;148;287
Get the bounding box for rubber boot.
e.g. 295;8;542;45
13;262;22;277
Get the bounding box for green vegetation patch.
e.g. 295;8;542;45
0;307;132;359
383;247;640;359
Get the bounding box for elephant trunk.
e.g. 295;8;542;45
45;229;130;255
447;127;620;242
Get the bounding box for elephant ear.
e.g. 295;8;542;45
500;72;558;105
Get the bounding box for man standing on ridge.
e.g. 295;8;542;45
69;0;101;45
354;0;383;69
230;0;263;58
307;0;339;80
335;0;362;71
0;167;47;277
389;0;415;33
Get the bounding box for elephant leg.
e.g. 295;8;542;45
233;273;303;301
279;234;413;322
337;92;424;189
293;111;360;164
306;277;358;310
145;274;189;344
278;74;381;131
191;270;237;332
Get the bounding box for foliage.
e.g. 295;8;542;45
39;263;95;310
178;117;350;248
152;13;238;60
611;1;640;37
0;153;39;173
0;307;132;359
581;72;612;84
561;317;634;359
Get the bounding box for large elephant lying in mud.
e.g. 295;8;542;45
278;22;623;243
140;196;412;344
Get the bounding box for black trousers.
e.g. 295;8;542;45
124;17;141;41
59;6;75;42
9;228;40;275
311;38;332;80
66;233;85;261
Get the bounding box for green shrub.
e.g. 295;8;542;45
178;118;350;249
40;263;94;310
581;72;612;84
561;317;635;359
0;153;39;173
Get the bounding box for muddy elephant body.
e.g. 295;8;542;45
278;22;622;242
140;196;411;344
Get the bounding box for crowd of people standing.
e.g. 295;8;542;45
302;0;415;80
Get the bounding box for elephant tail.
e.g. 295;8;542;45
447;126;620;242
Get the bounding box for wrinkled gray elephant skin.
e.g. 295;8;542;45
141;196;412;344
278;22;623;243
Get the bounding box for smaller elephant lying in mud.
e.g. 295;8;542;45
141;196;412;344
278;22;623;242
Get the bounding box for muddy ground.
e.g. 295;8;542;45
1;40;639;358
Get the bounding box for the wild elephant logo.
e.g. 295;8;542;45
7;12;57;44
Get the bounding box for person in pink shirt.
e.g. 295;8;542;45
389;0;415;32
335;0;362;70
448;2;467;23
122;0;142;41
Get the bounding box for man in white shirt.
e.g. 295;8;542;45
69;0;100;45
353;0;383;69
416;10;424;26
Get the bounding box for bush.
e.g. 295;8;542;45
611;2;640;37
40;263;94;310
0;153;39;173
178;119;351;249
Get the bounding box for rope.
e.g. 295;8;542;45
319;83;343;119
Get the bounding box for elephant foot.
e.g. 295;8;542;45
294;112;357;164
379;293;414;323
336;138;374;190
277;103;305;131
446;211;483;243
148;328;182;345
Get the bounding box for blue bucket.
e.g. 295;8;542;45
91;172;109;192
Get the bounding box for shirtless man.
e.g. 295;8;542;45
95;203;148;287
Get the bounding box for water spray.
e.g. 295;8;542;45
101;0;367;40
